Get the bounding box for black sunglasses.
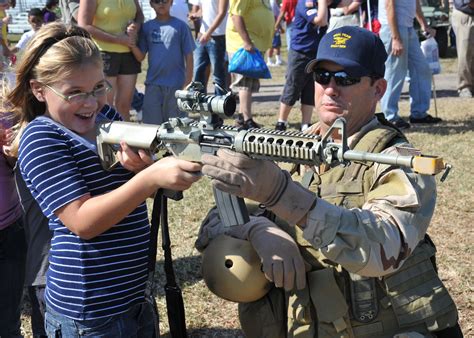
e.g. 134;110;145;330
151;0;168;3
312;69;362;87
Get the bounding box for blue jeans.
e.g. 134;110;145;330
45;301;156;337
0;219;27;338
379;25;432;121
193;35;227;95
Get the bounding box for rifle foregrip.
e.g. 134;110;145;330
212;188;250;227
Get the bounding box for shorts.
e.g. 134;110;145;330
230;73;260;93
272;33;282;48
280;49;315;106
142;84;186;125
101;51;141;77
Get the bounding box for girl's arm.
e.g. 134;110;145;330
56;157;202;240
77;0;131;46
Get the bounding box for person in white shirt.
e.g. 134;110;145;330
189;0;228;95
9;8;43;55
171;0;189;23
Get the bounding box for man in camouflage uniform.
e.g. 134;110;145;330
199;26;462;338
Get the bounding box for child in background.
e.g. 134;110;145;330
7;22;201;336
9;8;43;55
0;112;27;338
267;0;285;67
42;0;58;23
130;0;195;125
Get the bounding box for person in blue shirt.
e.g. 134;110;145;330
7;22;201;337
131;0;195;125
274;0;342;131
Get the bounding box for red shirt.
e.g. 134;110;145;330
281;0;298;24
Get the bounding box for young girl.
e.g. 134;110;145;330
7;22;202;336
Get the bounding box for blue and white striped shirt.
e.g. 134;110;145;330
18;105;150;320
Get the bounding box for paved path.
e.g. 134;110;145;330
252;72;458;102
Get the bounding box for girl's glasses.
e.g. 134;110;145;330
43;80;112;103
312;69;362;87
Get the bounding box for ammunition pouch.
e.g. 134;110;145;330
307;268;353;338
238;287;286;338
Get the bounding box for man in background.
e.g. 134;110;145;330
189;0;229;95
378;0;442;129
452;0;474;98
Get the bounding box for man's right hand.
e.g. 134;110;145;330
196;209;306;291
246;217;306;291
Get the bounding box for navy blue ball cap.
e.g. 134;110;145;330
305;26;388;78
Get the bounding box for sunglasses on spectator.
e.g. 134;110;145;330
151;0;169;4
312;69;363;87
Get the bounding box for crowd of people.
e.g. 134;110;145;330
0;0;471;337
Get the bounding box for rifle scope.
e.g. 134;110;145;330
175;88;236;118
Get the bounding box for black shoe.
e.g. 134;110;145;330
234;114;244;127
243;118;260;130
275;122;287;131
409;114;442;124
389;118;411;130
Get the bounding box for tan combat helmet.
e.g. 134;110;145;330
201;234;271;303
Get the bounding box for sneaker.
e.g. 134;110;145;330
234;113;244;127
389;118;411;130
409;114;442;124
266;61;275;67
275;122;287;131
243;118;260;130
458;88;472;98
275;59;285;66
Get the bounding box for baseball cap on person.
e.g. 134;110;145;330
305;26;388;78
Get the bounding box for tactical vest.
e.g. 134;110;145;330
282;124;459;338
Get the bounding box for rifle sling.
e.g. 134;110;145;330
150;191;188;338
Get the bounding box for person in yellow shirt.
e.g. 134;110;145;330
78;0;144;121
226;0;274;129
0;0;14;60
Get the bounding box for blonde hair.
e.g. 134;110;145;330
6;22;102;156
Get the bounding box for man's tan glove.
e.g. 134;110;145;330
195;208;306;291
245;217;307;291
201;149;317;225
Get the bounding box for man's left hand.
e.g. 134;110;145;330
202;149;286;205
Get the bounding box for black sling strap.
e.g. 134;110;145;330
149;190;187;338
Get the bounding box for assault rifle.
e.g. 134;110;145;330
96;82;451;227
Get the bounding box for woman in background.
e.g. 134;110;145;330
78;0;144;121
